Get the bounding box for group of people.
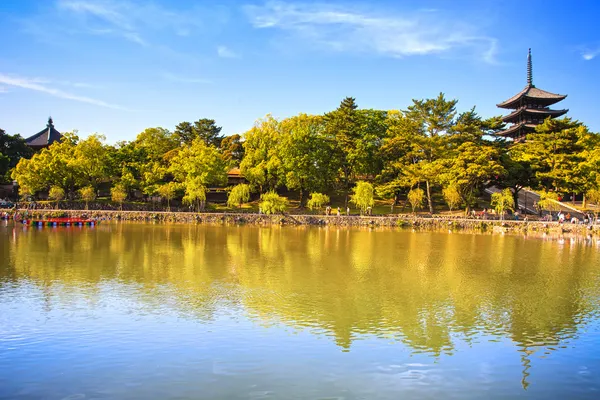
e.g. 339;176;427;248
323;206;373;216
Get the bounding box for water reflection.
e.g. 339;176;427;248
2;223;600;394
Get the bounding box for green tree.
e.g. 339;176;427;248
240;115;284;193
307;192;330;212
407;188;425;214
111;184;127;210
227;183;251;209
279;114;335;206
0;129;33;183
78;186;96;210
403;93;458;213
351;181;374;215
585;189;600;219
221;134;245;166
259;191;288;215
48;186;65;209
537;191;561;214
157;182;179;211
72;134;109;189
442;185;462;212
168;138;228;189
174;119;224;147
490;189;515;220
182;176;207;212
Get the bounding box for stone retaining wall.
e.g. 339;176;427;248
6;209;599;237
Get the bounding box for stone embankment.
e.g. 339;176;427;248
5;209;600;237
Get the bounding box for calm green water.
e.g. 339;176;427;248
1;223;600;399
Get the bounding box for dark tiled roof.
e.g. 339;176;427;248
497;85;567;109
25;118;62;148
501;107;568;122
496;122;537;138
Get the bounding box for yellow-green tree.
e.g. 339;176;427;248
307;192;330;212
407;188;425;214
78;186;96;210
227;183;251;209
351;181;374;215
259;191;287;215
111;184;127;210
48;186;65;209
157;182;179;211
182;177;207;212
442;185;462;212
490;189;514;220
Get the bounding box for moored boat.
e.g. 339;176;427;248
22;217;99;227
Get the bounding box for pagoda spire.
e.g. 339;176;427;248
527;48;533;86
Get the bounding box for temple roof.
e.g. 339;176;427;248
26;117;62;148
496;122;537;138
501;107;569;123
497;85;567;109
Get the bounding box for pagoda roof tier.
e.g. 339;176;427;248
26;117;62;149
496;122;537;140
501;107;568;123
497;84;567;109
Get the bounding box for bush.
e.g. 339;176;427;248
259;191;287;215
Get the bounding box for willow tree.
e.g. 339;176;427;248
351;181;374;215
227;183;251;209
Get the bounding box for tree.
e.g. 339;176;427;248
407;188;425;214
442;185;462;212
48;186;65;209
520;118;586;194
585;189;600;219
537;191;561;214
182;177;207;212
307;192;330;212
72;134;109;189
157;182;179;211
490;189;514;220
0;129;33;183
227;183;251;209
174;119;223;147
259;191;287;215
221;134;245;166
169;138;228;189
403;93;458;213
350;181;374;215
240;115;284;193
279;114;335;206
78;186;96;210
111;184;127;210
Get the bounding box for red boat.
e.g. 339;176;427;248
22;217;99;227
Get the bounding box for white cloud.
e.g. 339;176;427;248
244;1;498;62
163;72;212;84
0;73;125;110
582;49;599;61
217;45;240;58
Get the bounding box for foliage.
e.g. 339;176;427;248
174;119;224;147
0;129;33;183
442;185;462;212
407;188;425;213
169;138;227;187
111;184;127;209
157;182;179;211
490;189;515;219
307;192;330;211
259;191;288;215
536;191;561;212
48;186;65;209
350;181;374;214
221;134;244;166
182;177;207;212
78;186;96;209
227;183;251;209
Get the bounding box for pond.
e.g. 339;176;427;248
1;223;600;399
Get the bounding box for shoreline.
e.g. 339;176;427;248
4;208;599;238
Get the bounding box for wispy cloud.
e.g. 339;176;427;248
163;72;212;84
244;1;498;62
0;73;125;110
581;47;600;61
217;45;240;58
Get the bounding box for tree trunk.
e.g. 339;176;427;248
583;194;587;210
573;192;576;205
299;188;304;208
425;180;434;214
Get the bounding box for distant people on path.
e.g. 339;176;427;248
346;207;350;216
337;207;341;216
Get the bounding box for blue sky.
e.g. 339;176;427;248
1;0;599;142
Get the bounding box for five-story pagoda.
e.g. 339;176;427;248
496;49;568;142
